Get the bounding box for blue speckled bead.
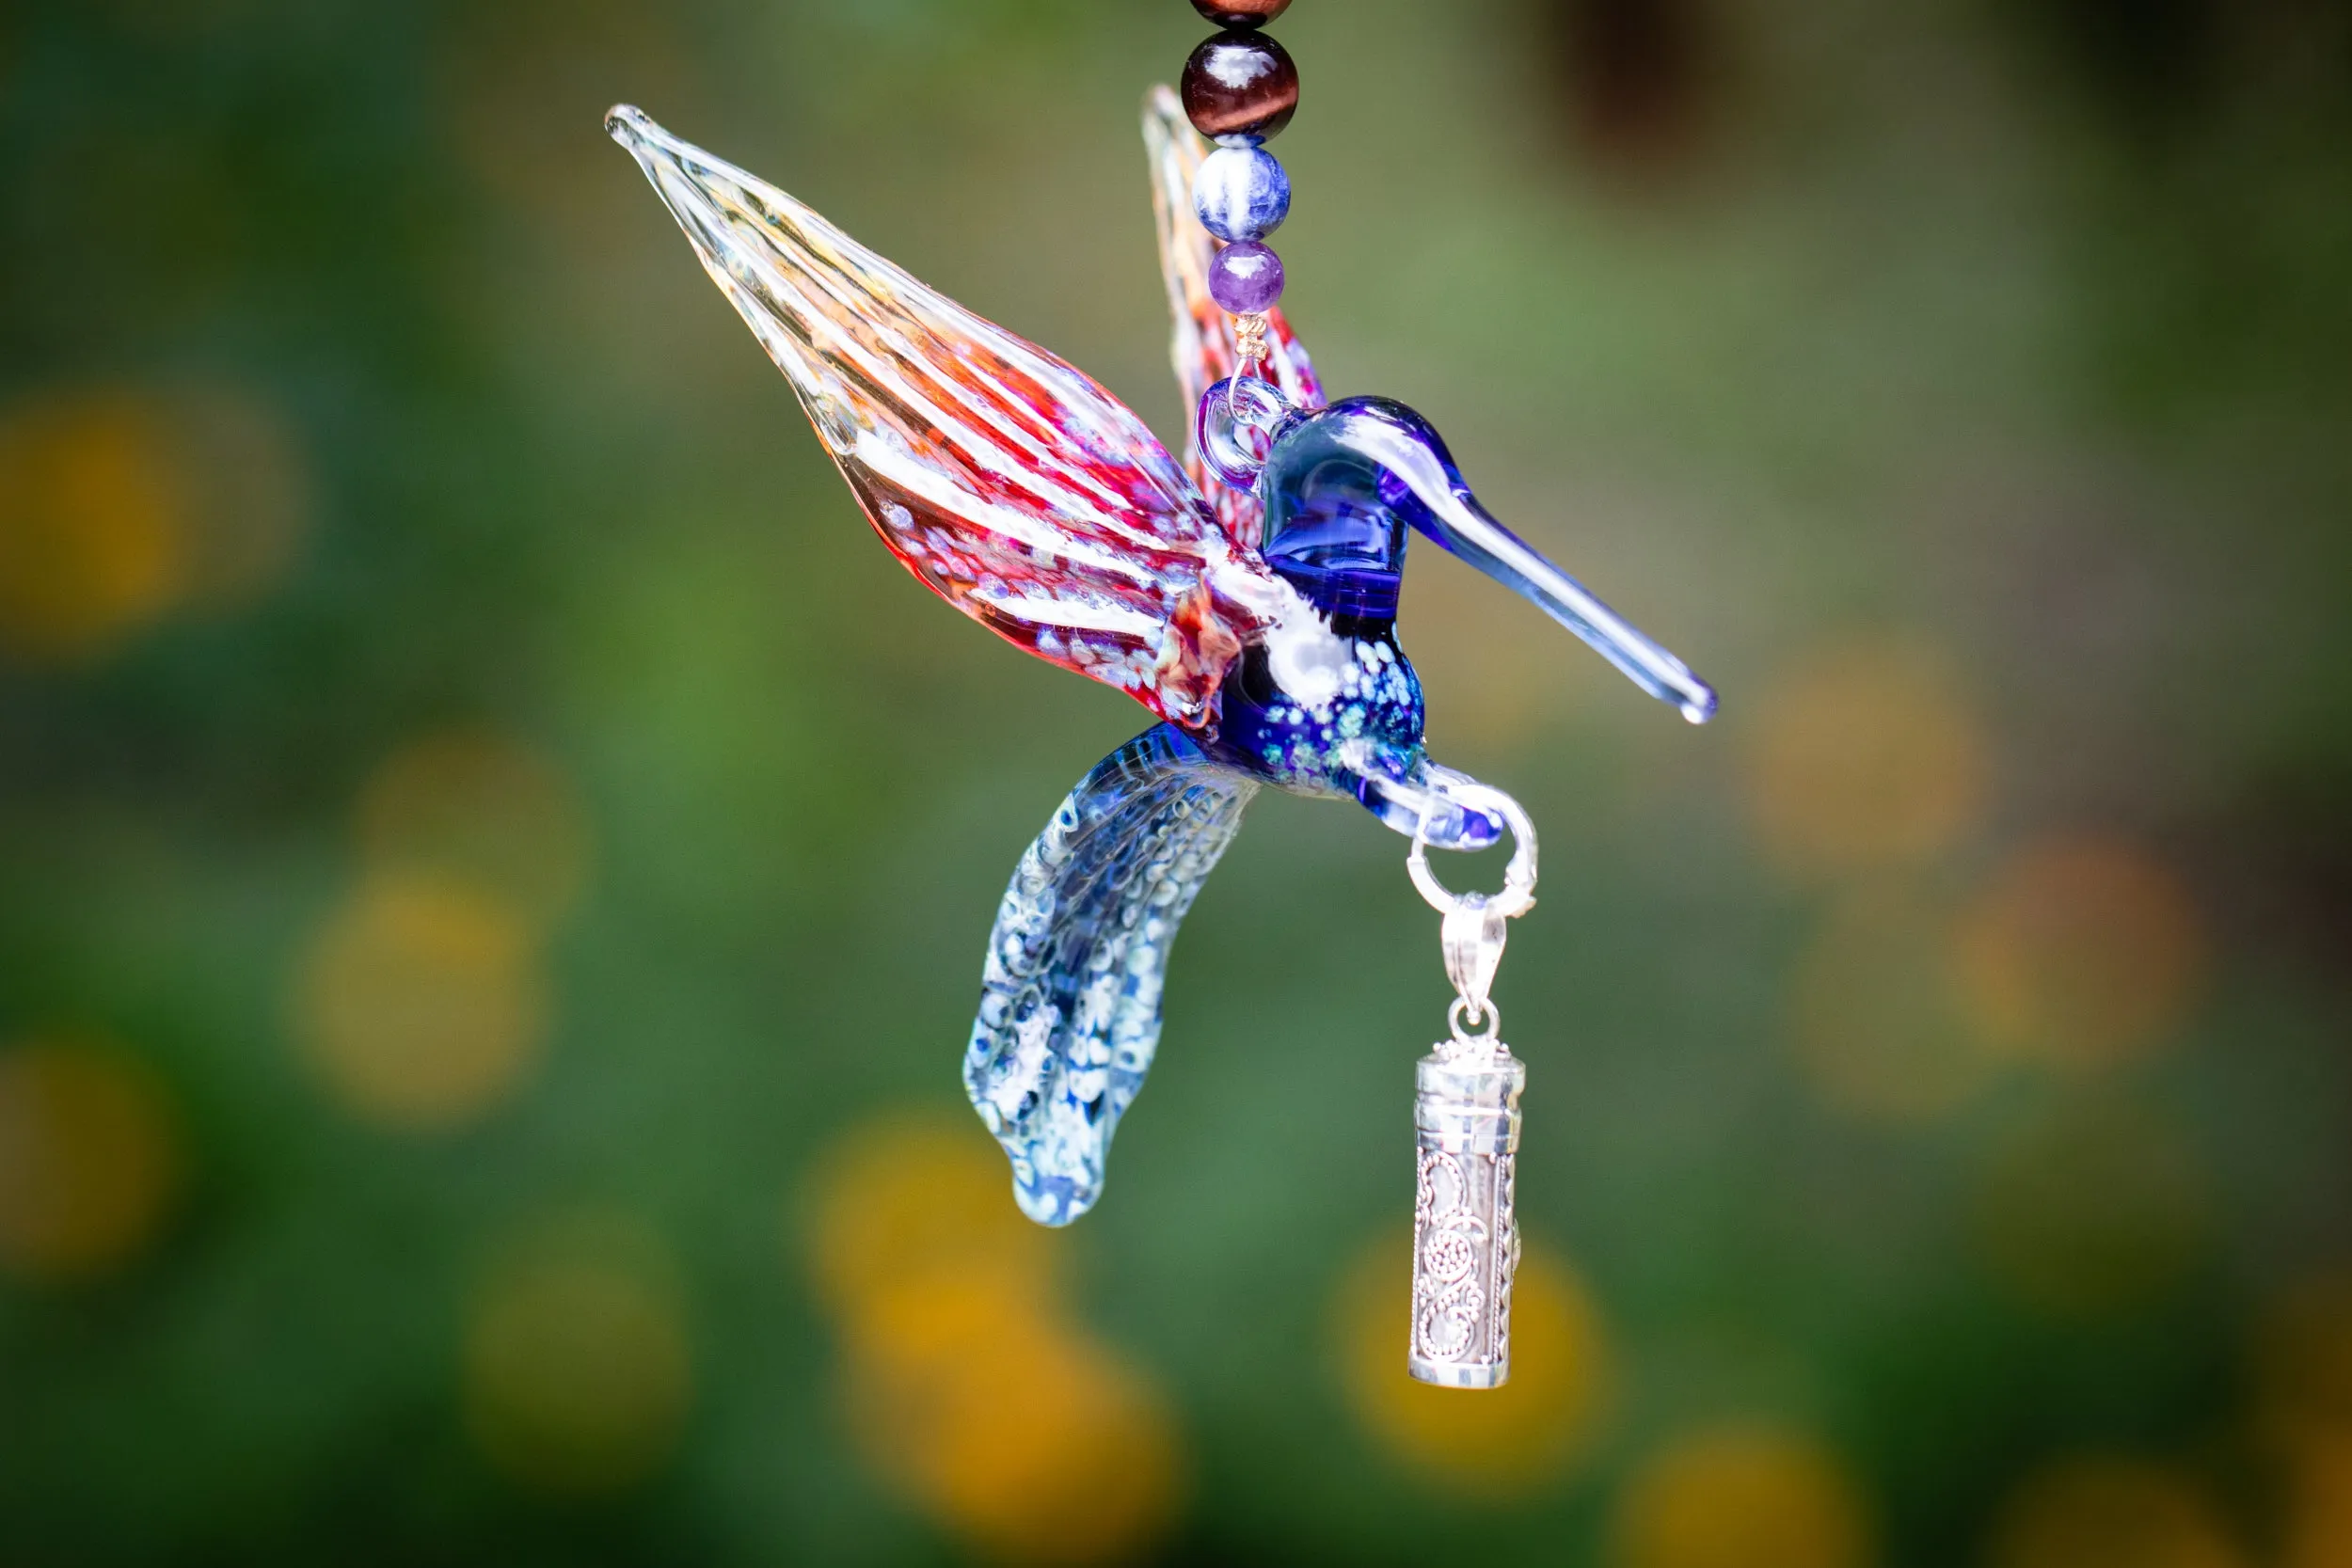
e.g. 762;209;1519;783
1192;145;1290;243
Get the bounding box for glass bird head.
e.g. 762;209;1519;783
1232;392;1718;721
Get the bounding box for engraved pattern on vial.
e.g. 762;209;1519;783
1413;1148;1492;1364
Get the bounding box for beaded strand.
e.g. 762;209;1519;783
1182;0;1298;369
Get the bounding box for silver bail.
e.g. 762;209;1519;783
1439;901;1510;1020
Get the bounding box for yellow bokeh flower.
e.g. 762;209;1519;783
0;392;186;661
463;1212;692;1496
0;1037;181;1283
293;872;548;1130
802;1117;1183;1564
0;385;310;663
1987;1456;2246;1568
358;730;592;932
1613;1424;1875;1568
1954;835;2206;1071
1746;638;1989;881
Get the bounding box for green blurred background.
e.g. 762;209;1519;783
5;0;2352;1562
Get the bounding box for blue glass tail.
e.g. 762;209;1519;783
965;726;1259;1226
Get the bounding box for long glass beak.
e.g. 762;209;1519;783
1430;483;1720;724
1337;407;1719;723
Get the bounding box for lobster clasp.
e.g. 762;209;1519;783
1406;780;1537;1037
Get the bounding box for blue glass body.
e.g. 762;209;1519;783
1200;398;1452;832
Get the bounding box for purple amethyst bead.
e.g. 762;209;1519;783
1208;241;1285;313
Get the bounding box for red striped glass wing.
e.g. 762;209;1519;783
612;106;1273;728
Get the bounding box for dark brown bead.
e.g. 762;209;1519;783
1190;0;1291;26
1181;31;1299;144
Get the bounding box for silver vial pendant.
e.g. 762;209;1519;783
1408;1038;1526;1388
1402;776;1536;1389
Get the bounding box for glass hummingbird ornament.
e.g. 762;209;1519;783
608;94;1715;1228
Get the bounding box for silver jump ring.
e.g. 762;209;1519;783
1448;996;1501;1043
1407;781;1538;922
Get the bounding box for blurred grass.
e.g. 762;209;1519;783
3;0;2351;1562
